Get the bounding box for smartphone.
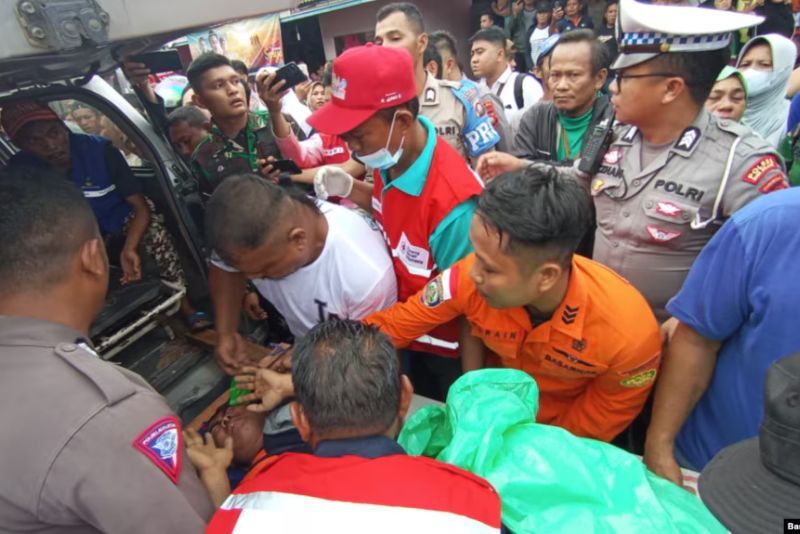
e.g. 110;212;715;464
270;158;303;175
271;62;309;91
129;50;184;73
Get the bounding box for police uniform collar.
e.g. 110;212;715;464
422;72;441;106
617;125;639;146
0;315;85;349
550;259;588;340
669;108;709;158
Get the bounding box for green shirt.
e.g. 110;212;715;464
378;115;476;270
556;108;594;161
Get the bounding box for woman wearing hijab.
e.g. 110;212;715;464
736;33;796;147
706;66;748;122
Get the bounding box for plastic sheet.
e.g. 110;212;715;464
398;369;724;533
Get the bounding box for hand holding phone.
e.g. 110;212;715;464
128;50;184;74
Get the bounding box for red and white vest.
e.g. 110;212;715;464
207;453;502;533
372;135;483;357
319;133;351;165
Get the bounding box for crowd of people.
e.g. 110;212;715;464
2;0;800;531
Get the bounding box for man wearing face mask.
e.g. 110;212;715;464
309;44;485;401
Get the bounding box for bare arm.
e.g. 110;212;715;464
123;194;150;252
459;317;486;373
644;321;720;485
208;265;250;374
293;158;366;185
346;180;375;212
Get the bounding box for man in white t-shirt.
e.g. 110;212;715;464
470;26;543;140
205;174;397;375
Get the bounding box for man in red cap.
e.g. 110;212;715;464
308;44;484;401
2;100;208;328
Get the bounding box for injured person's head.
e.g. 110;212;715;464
206;404;267;467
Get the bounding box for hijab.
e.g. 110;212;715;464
736;33;795;147
716;65;749;99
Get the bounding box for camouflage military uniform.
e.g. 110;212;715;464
190;110;281;200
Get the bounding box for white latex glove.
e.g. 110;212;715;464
314;166;354;200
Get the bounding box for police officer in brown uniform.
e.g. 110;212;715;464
478;0;788;321
0;168;213;532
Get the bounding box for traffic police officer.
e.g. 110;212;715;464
0;168;213;532
478;0;788;321
587;0;788;321
375;3;502;162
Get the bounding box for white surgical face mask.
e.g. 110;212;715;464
740;68;772;96
358;110;405;170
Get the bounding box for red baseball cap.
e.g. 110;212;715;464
307;43;417;135
1;100;60;139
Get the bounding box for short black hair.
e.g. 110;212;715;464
423;44;442;78
553;29;610;75
292;320;401;436
469;26;508;49
376;2;425;35
429;30;458;58
230;59;248;77
476;165;591;267
186;53;232;92
0;166;98;296
205;174;319;264
479;10;494;19
167;105;209;129
647;48;730;105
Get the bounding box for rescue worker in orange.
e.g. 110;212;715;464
365;166;662;442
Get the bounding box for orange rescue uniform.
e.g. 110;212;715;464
365;253;662;442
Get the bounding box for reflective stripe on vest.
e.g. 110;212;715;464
81;184;117;198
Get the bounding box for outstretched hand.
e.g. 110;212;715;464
232;366;294;413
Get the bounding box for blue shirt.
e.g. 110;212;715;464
668;187;800;469
788;92;800;134
379;115;477;270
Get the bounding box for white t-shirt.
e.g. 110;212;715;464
482;65;543;141
213;201;397;338
529;26;551;65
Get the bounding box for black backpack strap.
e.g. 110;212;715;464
514;73;528;110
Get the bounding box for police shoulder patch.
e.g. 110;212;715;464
743;155;780;185
758;173;789;193
133;416;182;484
620;369;657;388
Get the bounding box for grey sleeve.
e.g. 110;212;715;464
722;142;788;217
37;393;213;532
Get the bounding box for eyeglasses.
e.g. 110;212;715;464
612;71;680;89
613;71;679;82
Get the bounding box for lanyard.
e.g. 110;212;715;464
560;123;573;160
211;115;260;172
